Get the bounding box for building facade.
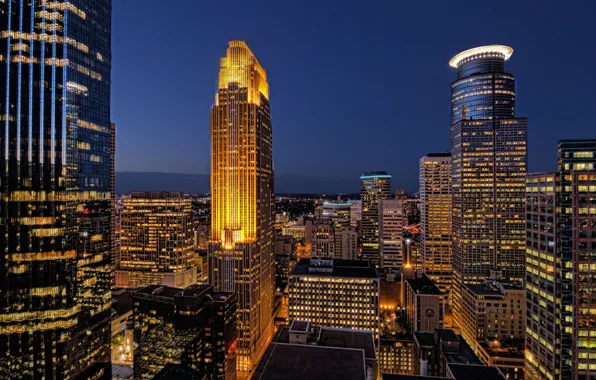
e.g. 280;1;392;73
378;198;405;269
360;172;392;266
420;153;452;296
208;41;275;373
349;199;362;229
116;192;197;288
0;1;113;378
525;141;596;380
288;259;380;335
132;284;236;380
404;273;444;333
449;46;527;330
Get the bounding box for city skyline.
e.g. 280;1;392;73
112;1;596;192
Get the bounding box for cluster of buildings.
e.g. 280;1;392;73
0;1;594;379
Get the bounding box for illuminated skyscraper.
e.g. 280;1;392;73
209;41;274;374
378;198;405;269
420;153;452;296
0;1;112;378
116;192;197;289
449;46;527;330
525;141;596;380
360;172;391;265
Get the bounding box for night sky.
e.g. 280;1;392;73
112;0;596;192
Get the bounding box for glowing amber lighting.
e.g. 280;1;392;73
211;41;271;245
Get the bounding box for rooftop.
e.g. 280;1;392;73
464;280;523;297
413;332;435;347
406;274;442;295
443;337;482;366
449;45;513;68
447;363;506;380
360;171;391;180
382;375;445;380
153;364;206;380
251;344;366;380
290;259;379;280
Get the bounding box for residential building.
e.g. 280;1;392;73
132;284;236;380
116;192;197;288
379;199;406;269
404;272;444;333
361;172;392;265
208;41;275;373
288;259;380;334
252;321;378;380
449;46;527;329
419;154;452;296
0;1;113;378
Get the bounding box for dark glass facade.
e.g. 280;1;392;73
450;47;515;125
360;172;391;266
0;1;112;378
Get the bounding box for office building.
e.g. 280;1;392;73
340;227;359;260
321;201;351;228
379;198;406;269
380;337;415;375
524;173;557;380
404;272;444;333
0;1;112;378
413;329;482;378
208;41;275;373
116;192;197;288
449;46;527;329
252;321;378;380
274;235;297;291
460;279;525;379
349;199;362;229
525;141;596;380
361;172;392;265
311;219;335;258
133;284;236;380
419;154;452;296
288;259;380;334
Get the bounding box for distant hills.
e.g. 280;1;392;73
115;172;359;194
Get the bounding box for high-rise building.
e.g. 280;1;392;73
116;192;197;288
208;41;275;373
361;172;392;265
288;258;380;335
0;1;112;378
348;199;362;229
449;46;527;330
525;141;596;380
524;172;557;380
420;154;452;296
111;122;118;276
132;284;236;380
378;199;406;269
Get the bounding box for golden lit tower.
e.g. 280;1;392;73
209;41;275;375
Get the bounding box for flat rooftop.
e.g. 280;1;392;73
290;259;379;279
464;280;523;297
406;274;442;295
382;375;445;380
447;363;505;380
413;332;434;347
319;328;376;360
251;344;366;380
443;336;482;366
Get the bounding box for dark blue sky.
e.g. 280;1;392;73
112;0;596;192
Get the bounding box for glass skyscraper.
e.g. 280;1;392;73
450;45;515;125
209;41;275;375
360;172;391;266
0;1;112;378
449;46;527;331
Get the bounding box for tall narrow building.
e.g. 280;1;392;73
0;1;113;379
378;198;405;269
449;46;527;330
209;41;274;374
419;153;452;296
360;172;391;265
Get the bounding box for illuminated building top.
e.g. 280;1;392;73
217;40;269;104
449;45;513;68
